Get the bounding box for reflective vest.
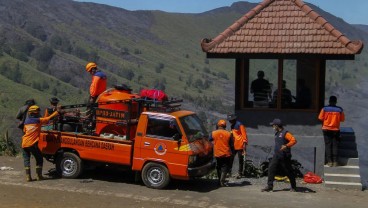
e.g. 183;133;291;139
231;121;248;150
212;129;232;158
318;105;345;131
90;71;107;97
22;111;58;148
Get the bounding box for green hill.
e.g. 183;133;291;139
0;0;367;145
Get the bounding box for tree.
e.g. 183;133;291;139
51;87;58;96
25;23;47;41
32;46;54;62
14;40;34;55
72;47;89;60
217;72;229;80
121;69;135;81
194;79;204;89
50;35;72;53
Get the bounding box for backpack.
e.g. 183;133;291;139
303;172;323;184
139;89;168;101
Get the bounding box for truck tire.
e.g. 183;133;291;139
141;162;170;189
56;152;83;179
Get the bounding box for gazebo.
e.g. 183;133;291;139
201;0;363;176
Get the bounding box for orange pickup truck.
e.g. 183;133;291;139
38;86;214;189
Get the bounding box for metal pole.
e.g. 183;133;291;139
313;147;317;173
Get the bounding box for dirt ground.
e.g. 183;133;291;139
0;155;367;208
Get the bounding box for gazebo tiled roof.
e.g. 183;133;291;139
201;0;363;55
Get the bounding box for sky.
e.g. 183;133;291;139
76;0;368;25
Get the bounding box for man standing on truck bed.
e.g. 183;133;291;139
210;119;234;187
86;62;107;104
22;105;60;182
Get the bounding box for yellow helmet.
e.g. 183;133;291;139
85;62;97;72
28;105;40;113
217;119;226;128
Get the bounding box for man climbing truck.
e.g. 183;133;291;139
38;85;215;189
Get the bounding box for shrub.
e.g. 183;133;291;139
0;131;17;156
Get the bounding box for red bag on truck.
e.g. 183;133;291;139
139;89;168;101
303;172;323;184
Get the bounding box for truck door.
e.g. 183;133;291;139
140;115;188;177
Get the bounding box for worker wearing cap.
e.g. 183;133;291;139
22;105;60;182
262;118;297;192
209;119;234;187
227;113;248;179
44;97;60;117
43;97;60;130
85;62;107;104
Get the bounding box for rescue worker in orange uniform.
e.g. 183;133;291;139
227;114;248;179
86;62;107;104
210;120;234;187
262;118;297;192
318;95;345;167
22;105;59;182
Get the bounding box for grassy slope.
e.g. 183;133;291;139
1;2;368;143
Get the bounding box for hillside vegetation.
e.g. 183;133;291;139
0;0;367;147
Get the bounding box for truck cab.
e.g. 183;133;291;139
132;110;214;188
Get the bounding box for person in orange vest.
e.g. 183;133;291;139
227;113;248;179
85;62;107;104
209;119;234;187
22;105;60;182
261;118;297;192
318;95;345;167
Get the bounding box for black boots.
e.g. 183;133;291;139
25;167;32;182
261;186;273;192
219;171;228;187
35;166;44;181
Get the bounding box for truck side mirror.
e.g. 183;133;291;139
173;133;182;141
173;133;182;148
173;133;181;141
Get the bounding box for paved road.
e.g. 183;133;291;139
0;156;367;208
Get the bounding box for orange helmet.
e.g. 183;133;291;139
217;119;226;128
85;62;97;72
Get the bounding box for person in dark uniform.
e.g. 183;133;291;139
43;97;60;130
262;118;297;192
44;97;59;117
16;99;36;132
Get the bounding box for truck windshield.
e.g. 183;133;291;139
179;114;208;142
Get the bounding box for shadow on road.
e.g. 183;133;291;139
166;178;252;192
272;187;316;193
43;165;254;192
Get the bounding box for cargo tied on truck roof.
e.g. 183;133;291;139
39;85;215;189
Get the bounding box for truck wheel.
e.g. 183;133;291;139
56;152;83;179
141;163;170;189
